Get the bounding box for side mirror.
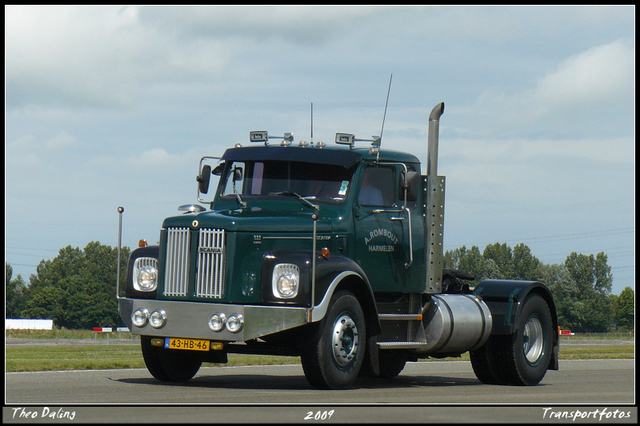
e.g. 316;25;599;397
402;171;421;202
233;167;243;182
212;164;224;176
197;164;212;194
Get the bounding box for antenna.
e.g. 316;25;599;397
379;73;393;143
310;102;313;142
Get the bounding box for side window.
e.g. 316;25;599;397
222;161;248;197
359;167;395;206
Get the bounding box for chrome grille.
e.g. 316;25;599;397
196;228;226;298
164;227;190;296
163;227;226;299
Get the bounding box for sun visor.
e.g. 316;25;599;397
221;146;363;169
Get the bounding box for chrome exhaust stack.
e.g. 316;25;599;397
427;102;445;178
424;102;446;293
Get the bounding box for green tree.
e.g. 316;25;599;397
614;287;634;330
483;242;515;278
557;252;613;332
21;242;130;329
444;245;485;286
511;243;542;281
6;263;27;318
547;264;583;330
445;242;541;286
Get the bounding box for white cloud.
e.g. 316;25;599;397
533;39;634;108
43;132;79;150
130;148;174;167
5;5;231;109
5;134;41;167
455;38;635;139
137;5;388;45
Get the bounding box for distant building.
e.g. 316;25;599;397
5;319;53;330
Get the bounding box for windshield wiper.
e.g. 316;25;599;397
274;191;319;211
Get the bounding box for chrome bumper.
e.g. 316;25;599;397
118;298;309;341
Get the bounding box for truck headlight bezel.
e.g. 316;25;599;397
208;313;227;332
226;314;244;333
133;257;158;292
149;309;167;328
272;263;300;299
132;308;150;327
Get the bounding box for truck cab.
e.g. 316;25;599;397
118;102;559;389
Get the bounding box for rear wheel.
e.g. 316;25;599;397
470;294;553;386
301;290;366;389
505;294;554;385
469;335;508;385
141;336;202;382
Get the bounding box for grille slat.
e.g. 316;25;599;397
196;229;225;298
164;227;226;299
164;227;190;296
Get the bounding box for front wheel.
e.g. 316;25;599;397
141;336;202;382
301;290;366;389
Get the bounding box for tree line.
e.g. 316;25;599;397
445;242;633;332
5;241;635;332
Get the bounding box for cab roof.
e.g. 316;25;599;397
221;145;420;169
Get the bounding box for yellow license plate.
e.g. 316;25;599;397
165;338;210;351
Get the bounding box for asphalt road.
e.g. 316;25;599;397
4;359;636;423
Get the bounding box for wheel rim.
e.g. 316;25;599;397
331;314;359;367
523;315;544;365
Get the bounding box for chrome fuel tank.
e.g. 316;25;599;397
420;294;492;354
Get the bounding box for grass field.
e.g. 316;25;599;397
5;329;634;373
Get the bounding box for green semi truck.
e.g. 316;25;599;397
117;102;559;389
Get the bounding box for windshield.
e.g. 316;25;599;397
220;160;356;204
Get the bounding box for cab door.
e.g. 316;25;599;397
354;164;411;293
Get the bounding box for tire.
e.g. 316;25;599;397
504;294;554;385
471;294;553;386
378;350;408;379
358;336;380;378
141;336;202;382
469;335;508;385
301;290;366;389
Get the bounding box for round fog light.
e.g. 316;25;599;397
132;308;149;327
226;314;244;333
208;313;226;332
149;309;167;329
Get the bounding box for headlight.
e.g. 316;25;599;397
208;313;226;332
149;309;167;328
132;308;149;327
226;314;244;333
133;257;158;292
272;263;300;299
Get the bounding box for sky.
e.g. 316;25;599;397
5;5;635;295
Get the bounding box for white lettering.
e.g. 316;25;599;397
368;245;395;252
12;407;38;419
541;407;631;421
363;228;398;246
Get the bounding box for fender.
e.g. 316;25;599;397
261;250;381;336
474;279;559;370
312;255;382;336
473;279;557;334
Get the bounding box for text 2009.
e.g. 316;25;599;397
304;410;335;421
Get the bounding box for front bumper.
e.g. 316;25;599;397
119;298;309;341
